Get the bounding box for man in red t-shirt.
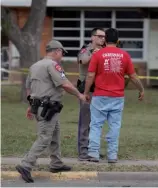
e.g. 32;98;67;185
84;28;144;163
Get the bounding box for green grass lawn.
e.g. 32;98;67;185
1;85;158;159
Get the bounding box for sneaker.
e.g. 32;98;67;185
50;165;72;173
78;155;90;161
16;165;34;183
108;159;118;164
88;156;99;163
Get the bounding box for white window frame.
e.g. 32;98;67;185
52;9;149;62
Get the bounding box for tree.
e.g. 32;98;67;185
2;0;47;101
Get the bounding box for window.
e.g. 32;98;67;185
150;10;158;19
54;21;80;28
116;10;144;59
116;11;144;19
58;40;80;48
53;10;80;57
53;10;80;18
53;9;146;60
119;31;143;38
116;21;143;28
54;30;80;37
119;41;143;49
84;11;111;18
84;10;112;47
84;21;111;28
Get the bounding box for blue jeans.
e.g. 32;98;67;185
88;96;124;160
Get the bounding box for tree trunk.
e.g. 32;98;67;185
2;0;47;102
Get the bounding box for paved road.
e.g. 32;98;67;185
2;172;158;187
2;178;158;187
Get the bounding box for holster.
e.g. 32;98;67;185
40;97;63;121
77;79;95;93
77;79;85;93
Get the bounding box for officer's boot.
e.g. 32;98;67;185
16;165;34;183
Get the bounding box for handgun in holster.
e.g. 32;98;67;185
40;97;63;121
77;80;85;93
44;102;63;121
77;79;95;93
40;96;50;118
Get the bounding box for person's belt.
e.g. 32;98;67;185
27;96;63;121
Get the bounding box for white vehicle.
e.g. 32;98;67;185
1;47;9;80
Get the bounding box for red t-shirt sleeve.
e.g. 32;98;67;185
125;52;135;75
88;53;98;72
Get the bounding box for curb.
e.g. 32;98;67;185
1;171;97;180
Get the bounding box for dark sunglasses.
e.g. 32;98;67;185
94;35;106;39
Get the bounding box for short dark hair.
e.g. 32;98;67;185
105;28;119;44
91;27;105;36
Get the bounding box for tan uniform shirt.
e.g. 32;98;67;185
26;57;68;102
78;43;102;81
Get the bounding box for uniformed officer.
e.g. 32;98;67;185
16;40;86;183
77;28;106;161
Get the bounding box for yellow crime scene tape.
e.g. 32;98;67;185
1;68;158;80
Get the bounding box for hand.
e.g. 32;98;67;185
84;92;91;103
138;91;144;101
78;93;87;102
84;93;91;103
26;107;34;120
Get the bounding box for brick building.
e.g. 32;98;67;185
2;0;158;86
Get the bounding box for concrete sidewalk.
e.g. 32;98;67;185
2;157;158;182
2;157;158;166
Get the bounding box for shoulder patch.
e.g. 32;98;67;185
55;64;62;72
80;48;87;54
54;63;66;79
